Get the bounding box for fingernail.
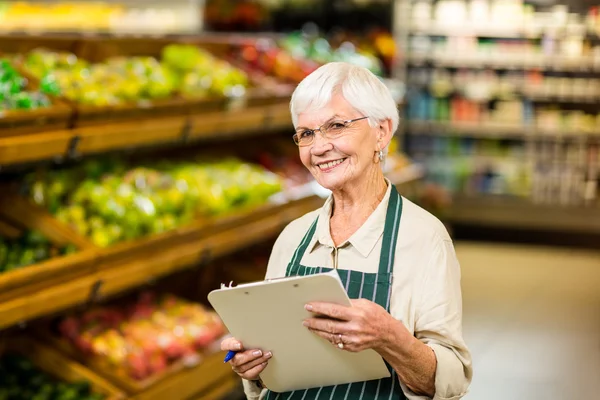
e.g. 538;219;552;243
302;321;308;327
305;304;313;311
262;362;268;366
266;351;272;358
253;350;262;357
235;343;242;350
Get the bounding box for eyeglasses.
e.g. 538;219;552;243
292;116;369;147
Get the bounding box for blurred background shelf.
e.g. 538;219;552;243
407;53;600;72
407;120;600;140
446;195;600;233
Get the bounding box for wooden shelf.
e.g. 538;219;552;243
445;196;600;233
0;195;322;330
0;103;293;167
407;120;600;140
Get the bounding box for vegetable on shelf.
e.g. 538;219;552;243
0;354;105;400
0;59;51;111
25;157;283;247
0;230;73;273
57;291;226;381
20;45;250;107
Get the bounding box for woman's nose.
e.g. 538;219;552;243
310;132;333;155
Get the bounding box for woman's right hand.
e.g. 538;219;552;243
221;337;272;381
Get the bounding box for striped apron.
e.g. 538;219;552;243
265;185;407;400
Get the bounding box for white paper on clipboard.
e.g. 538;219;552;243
207;270;390;393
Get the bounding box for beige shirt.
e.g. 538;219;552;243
243;181;472;400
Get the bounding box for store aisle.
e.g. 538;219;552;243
456;242;600;400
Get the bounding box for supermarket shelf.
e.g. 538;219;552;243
445;196;600;234
407;120;600;139
408;53;600;72
409;23;542;39
0;194;321;330
0;103;292;167
524;91;600;104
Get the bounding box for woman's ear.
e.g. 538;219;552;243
377;119;394;149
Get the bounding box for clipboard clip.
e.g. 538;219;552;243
220;281;235;289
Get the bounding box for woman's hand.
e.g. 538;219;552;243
221;337;272;381
303;299;408;353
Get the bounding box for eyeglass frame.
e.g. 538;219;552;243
292;116;370;147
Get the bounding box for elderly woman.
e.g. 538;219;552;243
221;62;472;400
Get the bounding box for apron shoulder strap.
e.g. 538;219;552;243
377;185;403;276
285;217;318;276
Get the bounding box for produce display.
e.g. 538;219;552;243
19;44;249;106
234;29;392;83
0;354;104;400
0;59;51;111
162;44;249;99
58;292;226;381
26;157;283;247
0;231;72;273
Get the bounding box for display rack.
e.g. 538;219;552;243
393;0;600;233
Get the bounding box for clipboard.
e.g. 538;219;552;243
207;270;390;393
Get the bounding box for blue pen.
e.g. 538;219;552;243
223;350;237;363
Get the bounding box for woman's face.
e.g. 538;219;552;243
297;94;386;191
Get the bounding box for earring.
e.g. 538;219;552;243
378;150;384;162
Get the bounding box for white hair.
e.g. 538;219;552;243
290;62;399;135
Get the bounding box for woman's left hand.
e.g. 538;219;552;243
303;299;405;353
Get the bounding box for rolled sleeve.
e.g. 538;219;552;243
412;239;473;399
242;379;265;400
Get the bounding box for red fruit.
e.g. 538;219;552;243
59;317;80;339
193;329;217;349
140;340;160;358
127;353;150;380
74;336;93;354
164;341;186;360
130;304;154;320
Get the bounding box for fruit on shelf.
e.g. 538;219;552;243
0;354;104;400
0;59;51;111
161;44;249;98
22;45;250;105
24;49;177;106
0;231;74;273
26;157;283;247
235;30;387;84
58;292;226;381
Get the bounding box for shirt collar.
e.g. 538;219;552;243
307;179;393;258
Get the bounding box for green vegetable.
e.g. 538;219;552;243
0;230;67;273
25;157;283;247
0;355;105;400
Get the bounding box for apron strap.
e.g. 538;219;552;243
377;185;403;276
285;217;318;276
286;184;403;277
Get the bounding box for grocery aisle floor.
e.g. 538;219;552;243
456;242;600;400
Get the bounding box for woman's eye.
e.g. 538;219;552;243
300;130;314;138
328;122;346;131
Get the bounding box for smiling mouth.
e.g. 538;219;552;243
317;158;347;171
